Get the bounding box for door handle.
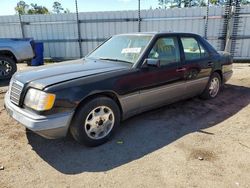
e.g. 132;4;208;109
176;67;187;72
207;62;214;67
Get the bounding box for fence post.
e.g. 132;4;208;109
220;0;231;51
228;0;241;58
18;14;25;38
138;0;141;32
75;0;83;58
224;1;234;53
204;0;210;39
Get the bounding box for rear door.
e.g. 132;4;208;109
178;35;212;98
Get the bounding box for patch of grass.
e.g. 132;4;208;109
44;59;54;64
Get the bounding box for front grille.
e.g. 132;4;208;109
10;80;24;106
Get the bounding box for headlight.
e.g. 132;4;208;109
24;88;56;111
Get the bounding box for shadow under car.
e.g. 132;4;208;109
26;84;250;174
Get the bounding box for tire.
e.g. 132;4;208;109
70;96;121;147
200;72;221;99
0;56;17;80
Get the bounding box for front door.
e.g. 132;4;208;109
138;36;185;112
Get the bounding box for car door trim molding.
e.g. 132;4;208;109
120;76;209;119
139;76;209;95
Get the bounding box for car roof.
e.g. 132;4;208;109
116;32;200;37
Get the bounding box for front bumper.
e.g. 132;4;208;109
4;91;74;139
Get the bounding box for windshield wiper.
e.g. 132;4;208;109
99;57;132;64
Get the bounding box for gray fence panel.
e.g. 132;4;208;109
235;6;250;59
0;15;22;38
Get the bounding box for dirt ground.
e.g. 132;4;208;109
0;63;250;188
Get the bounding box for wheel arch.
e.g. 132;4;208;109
74;91;124;119
213;69;223;82
0;50;17;62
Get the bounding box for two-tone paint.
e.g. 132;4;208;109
5;32;233;138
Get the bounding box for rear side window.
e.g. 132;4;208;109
148;37;180;66
181;37;209;61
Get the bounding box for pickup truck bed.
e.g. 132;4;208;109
0;38;34;79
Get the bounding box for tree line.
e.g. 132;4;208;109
15;1;70;15
158;0;250;8
15;0;250;15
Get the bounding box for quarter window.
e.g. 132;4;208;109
181;37;209;61
148;37;180;66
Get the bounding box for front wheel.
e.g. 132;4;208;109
70;97;120;147
200;72;221;99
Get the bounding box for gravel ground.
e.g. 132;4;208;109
0;63;250;188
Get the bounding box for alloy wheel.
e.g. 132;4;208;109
84;106;115;140
209;77;220;97
0;60;12;76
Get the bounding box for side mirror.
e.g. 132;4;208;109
143;58;160;68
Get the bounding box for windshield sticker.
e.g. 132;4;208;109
121;47;141;54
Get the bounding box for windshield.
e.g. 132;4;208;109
88;35;153;64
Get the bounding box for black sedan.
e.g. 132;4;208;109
5;32;233;146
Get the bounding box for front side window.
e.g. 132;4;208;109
181;37;209;61
148;37;180;66
88;35;153;64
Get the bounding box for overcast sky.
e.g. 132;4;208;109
0;0;160;16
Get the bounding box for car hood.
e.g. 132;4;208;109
14;58;130;89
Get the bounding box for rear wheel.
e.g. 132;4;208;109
200;72;221;99
70;96;120;147
0;56;17;80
